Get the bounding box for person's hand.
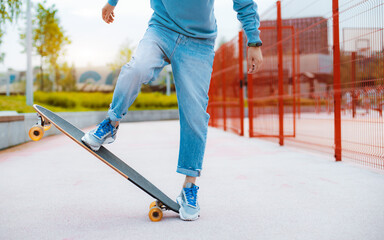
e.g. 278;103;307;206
102;3;115;24
247;47;263;74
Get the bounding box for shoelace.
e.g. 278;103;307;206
95;119;114;138
184;185;199;207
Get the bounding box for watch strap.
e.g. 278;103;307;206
248;42;262;47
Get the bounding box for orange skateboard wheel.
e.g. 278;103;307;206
29;125;44;141
149;201;157;209
149;206;163;222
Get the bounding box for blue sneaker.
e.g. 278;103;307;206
81;118;118;151
176;182;200;221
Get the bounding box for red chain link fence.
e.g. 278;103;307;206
208;0;383;170
208;32;245;136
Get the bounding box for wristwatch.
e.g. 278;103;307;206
248;42;262;47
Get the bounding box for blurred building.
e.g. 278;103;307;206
0;70;27;94
75;66;170;92
75;66;116;92
260;17;329;55
252;17;332;99
0;65;171;94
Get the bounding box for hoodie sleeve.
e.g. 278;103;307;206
233;0;262;45
108;0;119;6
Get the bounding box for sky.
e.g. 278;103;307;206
0;0;274;72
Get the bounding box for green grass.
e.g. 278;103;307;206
1;92;330;114
0;92;178;113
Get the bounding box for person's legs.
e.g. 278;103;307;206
108;28;173;122
171;35;216;220
82;26;174;151
171;36;215;178
183;176;196;187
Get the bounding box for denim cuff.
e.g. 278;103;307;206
107;108;123;122
177;167;201;177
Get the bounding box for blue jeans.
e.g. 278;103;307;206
108;24;216;177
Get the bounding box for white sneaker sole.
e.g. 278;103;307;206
81;134;101;151
176;196;200;221
81;133;115;151
179;212;200;221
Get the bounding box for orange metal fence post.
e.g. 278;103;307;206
238;31;245;136
351;51;356;118
277;0;284;146
248;73;254;137
296;35;301;119
291;27;296;138
211;82;216;127
221;48;227;131
333;0;342;161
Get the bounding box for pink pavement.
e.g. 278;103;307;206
0;121;383;240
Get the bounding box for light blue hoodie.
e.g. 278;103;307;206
108;0;261;44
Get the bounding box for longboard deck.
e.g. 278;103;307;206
33;104;180;213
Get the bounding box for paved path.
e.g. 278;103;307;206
0;121;383;240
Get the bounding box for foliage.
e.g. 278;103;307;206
134;92;178;109
0;0;22;62
365;51;384;86
108;40;135;86
340;51;384;88
78;92;113;109
0;92;178;113
30;1;70;91
0;94;34;113
0;0;21;21
34;91;76;108
56;62;77;91
339;52;351;89
34;72;53;91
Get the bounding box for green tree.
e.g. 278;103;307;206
108;40;134;71
107;40;135;87
340;52;352;89
57;62;77;91
34;72;52;91
0;0;22;63
340;51;384;89
369;51;383;86
32;1;70;91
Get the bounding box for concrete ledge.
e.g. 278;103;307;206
0;109;179;150
0;115;24;122
121;109;179;122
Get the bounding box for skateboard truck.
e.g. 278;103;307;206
29;113;52;141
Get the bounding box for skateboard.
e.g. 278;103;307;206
28;104;180;222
